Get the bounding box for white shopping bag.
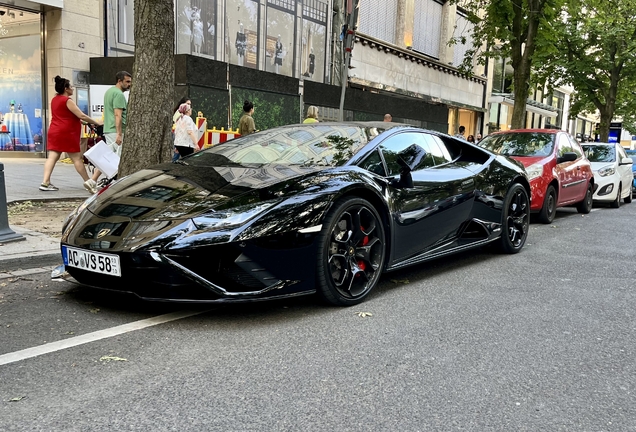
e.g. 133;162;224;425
84;141;120;179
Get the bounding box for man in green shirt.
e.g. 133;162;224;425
238;100;255;136
103;71;132;157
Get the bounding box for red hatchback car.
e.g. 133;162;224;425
478;129;594;223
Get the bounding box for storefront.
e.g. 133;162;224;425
0;4;44;153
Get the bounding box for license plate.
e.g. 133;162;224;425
62;246;121;277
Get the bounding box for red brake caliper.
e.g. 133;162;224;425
356;226;368;274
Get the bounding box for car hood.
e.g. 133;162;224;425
588;161;616;172
85;163;326;222
509;155;548;168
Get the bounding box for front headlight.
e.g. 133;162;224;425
599;165;616;177
192;200;279;230
525;163;544;181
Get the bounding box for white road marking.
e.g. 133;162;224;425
0;310;208;366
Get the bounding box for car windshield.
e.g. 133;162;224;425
183;125;384;167
582;145;615;162
478;132;555;157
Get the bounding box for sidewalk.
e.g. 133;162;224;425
1;158;92;273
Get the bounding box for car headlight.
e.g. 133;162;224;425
599;165;616;177
192;200;279;230
525;163;544;181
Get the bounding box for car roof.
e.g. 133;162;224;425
490;129;562;135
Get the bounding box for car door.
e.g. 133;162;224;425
375;132;475;262
555;133;584;203
616;144;632;196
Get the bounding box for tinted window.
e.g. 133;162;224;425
359;150;386;176
478;132;555;157
582;145;616;162
186;125;384;167
380;132;435;176
427;135;453;164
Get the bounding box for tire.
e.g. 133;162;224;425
625;185;632;203
576;183;593;214
316;197;386;306
538;185;557;224
498;183;530;254
611;184;621;208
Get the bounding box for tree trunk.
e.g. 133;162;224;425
511;67;530;129
598;110;612;143
119;0;175;178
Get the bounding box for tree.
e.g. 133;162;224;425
536;0;636;141
452;0;563;129
118;0;175;177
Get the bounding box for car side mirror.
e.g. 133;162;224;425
397;144;427;172
557;152;577;163
620;157;633;165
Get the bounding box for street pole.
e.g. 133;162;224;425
338;0;359;121
0;162;25;243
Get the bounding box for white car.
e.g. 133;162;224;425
582;142;633;208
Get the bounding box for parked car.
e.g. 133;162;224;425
58;123;530;306
626;149;636;196
581;143;633;207
478;129;594;223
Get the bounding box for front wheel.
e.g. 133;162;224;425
611;184;622;208
498;183;530;254
625;184;633;203
316;197;386;306
538;185;557;224
576;183;593;214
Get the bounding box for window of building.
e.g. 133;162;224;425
452;12;474;67
545;91;565;130
413;0;443;58
358;0;398;45
118;0;135;45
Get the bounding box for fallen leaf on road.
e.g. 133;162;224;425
64;331;74;335
7;396;26;402
390;279;410;284
89;308;100;314
355;312;373;317
99;356;128;362
0;283;6;287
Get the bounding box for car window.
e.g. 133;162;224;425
380;132;436;176
426;135;453;165
583;145;615;162
359;150;386;176
478;132;555;157
557;134;576;157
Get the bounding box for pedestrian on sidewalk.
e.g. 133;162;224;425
172;97;191;162
303;106;319;123
174;103;199;158
40;75;103;193
238;100;256;136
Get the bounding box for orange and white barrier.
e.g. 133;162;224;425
202;128;240;148
196;114;207;148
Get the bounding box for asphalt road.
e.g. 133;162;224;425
1;204;635;431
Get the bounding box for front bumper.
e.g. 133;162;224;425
60;238;318;303
592;173;619;202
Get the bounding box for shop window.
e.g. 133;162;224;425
0;10;43;152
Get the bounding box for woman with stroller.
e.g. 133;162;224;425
40;75;103;194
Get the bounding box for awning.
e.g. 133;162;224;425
489;94;557;118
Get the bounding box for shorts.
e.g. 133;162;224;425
104;133;123;158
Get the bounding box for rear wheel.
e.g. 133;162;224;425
538;185;557;224
576;183;593;214
611;184;622;208
316;197;386;306
498;183;530;254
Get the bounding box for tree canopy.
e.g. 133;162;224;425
535;0;636;141
452;0;564;129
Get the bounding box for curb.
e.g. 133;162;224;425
1;251;63;273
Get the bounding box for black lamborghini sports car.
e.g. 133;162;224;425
59;122;530;306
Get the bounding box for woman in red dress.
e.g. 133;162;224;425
40;76;103;193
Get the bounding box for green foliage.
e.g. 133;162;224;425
535;0;636;136
231;88;300;131
327;135;356;166
189;86;230;129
